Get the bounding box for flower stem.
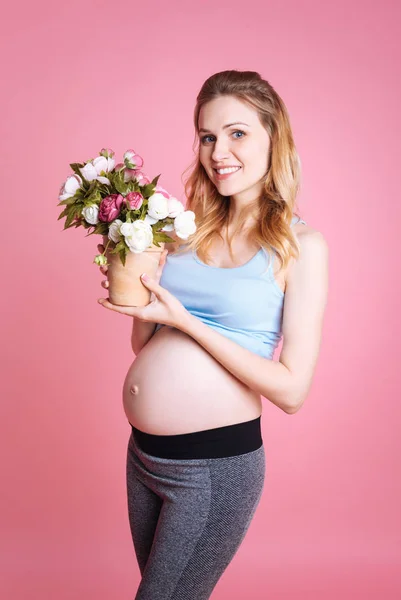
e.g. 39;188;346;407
103;238;112;254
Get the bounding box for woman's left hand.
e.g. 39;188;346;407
97;273;188;329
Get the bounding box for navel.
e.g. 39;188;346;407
130;384;139;395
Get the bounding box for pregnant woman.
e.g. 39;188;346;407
97;70;329;599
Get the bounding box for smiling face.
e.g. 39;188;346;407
198;95;271;207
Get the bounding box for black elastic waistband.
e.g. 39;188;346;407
131;416;262;459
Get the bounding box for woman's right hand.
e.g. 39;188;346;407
96;243;169;299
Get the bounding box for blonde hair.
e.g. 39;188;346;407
171;69;305;276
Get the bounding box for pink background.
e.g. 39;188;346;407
2;0;400;598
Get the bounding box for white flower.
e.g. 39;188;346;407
96;176;111;185
120;222;135;237
160;223;174;231
123;220;154;253
82;204;99;225
79;162;98;182
58;174;82;201
143;214;158;226
93;155;115;174
147;192;169;222
167;196;185;218
174;210;196;240
108;219;123;243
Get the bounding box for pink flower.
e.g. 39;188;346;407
154;185;171;199
98;194;124;222
123;149;144;169
100;148;115;158
124;168;138;182
126;192;144;210
133;170;151;185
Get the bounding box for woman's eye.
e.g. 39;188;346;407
201;130;246;144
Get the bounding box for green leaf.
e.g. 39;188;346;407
57;195;78;206
84;227;97;237
57;206;70;220
86;189;102;204
140;203;148;220
90;222;109;235
141;183;156;197
111;168;128;195
119;248;126;266
151;173;161;186
69;162;85;176
153;232;176;244
62;202;83;229
82;180;100;199
64;206;78;228
115;180;129;195
110;239;127;254
63;222;76;230
97;184;111;196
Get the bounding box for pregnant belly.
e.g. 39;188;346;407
122;325;263;435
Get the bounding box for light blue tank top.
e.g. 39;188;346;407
155;215;306;359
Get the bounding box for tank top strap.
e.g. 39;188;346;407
291;215;307;227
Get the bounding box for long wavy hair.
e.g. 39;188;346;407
171;69;305;276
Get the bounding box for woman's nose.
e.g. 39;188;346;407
211;142;231;162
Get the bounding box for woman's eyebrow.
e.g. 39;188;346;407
199;121;250;133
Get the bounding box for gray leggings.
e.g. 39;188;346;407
126;429;266;599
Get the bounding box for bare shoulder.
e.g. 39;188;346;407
288;223;329;280
292;222;328;251
282;223;328;288
293;220;320;237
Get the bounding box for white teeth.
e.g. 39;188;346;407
216;166;241;175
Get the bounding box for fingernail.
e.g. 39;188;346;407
141;273;148;281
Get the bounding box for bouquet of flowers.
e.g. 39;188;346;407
57;148;197;306
57;147;196;266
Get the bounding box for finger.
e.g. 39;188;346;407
101;280;109;288
100;265;108;275
155;249;168;280
140;273;164;299
97;244;105;253
156;253;164;271
157;250;166;270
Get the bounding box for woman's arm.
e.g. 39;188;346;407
130;243;173;355
131;318;157;356
179;230;329;413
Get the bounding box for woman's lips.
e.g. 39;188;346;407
213;167;242;181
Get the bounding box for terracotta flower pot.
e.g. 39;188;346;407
102;235;165;307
